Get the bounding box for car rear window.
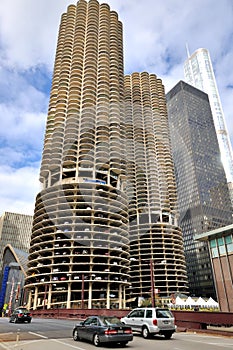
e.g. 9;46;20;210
103;317;121;325
156;309;173;318
18;309;29;314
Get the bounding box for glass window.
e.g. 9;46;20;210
219;245;226;255
156;309;173;318
145;310;152;318
85;317;96;325
225;235;232;244
210;239;216;248
138;310;145;318
211;247;218;258
90;318;98;326
103;317;121;325
128;310;139;318
217;238;224;246
226;243;233;253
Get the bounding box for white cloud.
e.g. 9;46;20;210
0;0;232;216
0;165;41;216
0;106;46;151
0;0;70;70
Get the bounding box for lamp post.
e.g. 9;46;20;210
15;281;21;307
81;274;85;309
8;278;15;316
43;283;48;310
130;257;166;307
150;259;166;308
150;260;155;308
81;273;95;309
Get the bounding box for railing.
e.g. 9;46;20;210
31;308;233;332
172;310;233;330
31;308;128;320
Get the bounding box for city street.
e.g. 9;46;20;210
0;317;232;350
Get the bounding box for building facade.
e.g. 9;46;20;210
125;72;187;301
184;48;233;205
0;212;32;272
0;212;32;311
166;81;233;298
0;245;29;314
25;0;129;310
195;224;233;312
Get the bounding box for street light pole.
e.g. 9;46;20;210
8;278;15;315
43;283;48;310
150;259;166;308
81;274;84;309
150;259;155;308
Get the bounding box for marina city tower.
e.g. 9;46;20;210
125;73;187;301
26;0;129;310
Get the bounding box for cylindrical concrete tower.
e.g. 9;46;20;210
125;72;187;300
26;0;129;310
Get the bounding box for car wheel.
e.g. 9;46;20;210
164;331;173;339
142;326;150;339
13;317;18;324
93;333;100;347
73;329;80;341
28;319;31;323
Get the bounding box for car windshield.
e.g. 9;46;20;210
102;317;121;325
156;309;173;318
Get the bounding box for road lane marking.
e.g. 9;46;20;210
179;338;232;348
28;332;48;339
0;344;11;350
204;343;232;348
52;339;87;350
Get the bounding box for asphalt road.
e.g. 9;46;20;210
0;317;232;350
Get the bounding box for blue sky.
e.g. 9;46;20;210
0;0;233;216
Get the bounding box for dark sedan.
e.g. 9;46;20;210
9;307;32;323
73;315;133;347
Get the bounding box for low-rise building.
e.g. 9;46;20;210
195;224;233;312
0;244;29;314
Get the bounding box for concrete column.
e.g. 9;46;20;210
88;281;92;309
47;284;52;309
122;285;126;308
27;290;32;310
106;282;110;309
67;283;71;309
119;284;122;309
33;287;38;310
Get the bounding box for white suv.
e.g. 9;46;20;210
121;307;176;339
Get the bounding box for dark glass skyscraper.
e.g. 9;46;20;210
166;81;232;297
184;48;233;206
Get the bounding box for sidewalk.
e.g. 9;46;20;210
177;325;233;337
208;325;233;333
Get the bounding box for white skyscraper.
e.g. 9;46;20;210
184;48;233;205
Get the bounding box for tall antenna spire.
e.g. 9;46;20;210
186;43;190;58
